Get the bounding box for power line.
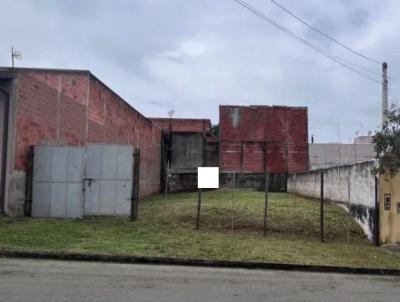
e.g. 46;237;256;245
232;0;381;84
267;0;381;65
389;77;400;88
388;81;400;97
334;55;380;76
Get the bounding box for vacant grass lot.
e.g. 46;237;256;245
0;189;398;269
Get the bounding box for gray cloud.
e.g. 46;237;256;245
1;0;399;142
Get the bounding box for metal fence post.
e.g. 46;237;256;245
24;145;34;217
130;148;140;221
196;188;202;230
347;171;351;243
320;171;324;242
231;172;236;232
263;143;269;237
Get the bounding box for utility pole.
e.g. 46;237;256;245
382;62;388;128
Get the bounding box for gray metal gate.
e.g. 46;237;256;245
32;144;134;218
32;146;85;218
83;144;133;216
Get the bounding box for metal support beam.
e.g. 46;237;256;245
320;171;324;242
130;148;140;221
196;189;202;230
263;142;269;237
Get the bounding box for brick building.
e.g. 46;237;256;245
150;118;212;133
219;105;308;174
0;66;310;214
149;117;217;193
0;67;161;216
153;106;308;193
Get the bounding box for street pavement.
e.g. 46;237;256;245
0;257;399;302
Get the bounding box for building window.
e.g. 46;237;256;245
384;194;391;211
397;203;400;214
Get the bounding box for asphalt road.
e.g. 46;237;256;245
0;258;399;302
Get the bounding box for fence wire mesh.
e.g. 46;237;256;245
146;171;372;245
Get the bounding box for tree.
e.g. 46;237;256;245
374;104;400;174
211;124;219;137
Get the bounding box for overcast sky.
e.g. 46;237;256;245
1;0;399;142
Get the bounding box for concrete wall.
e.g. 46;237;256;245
150;118;212;133
219;105;308;174
204;141;218;167
170;132;204;170
165;132;219;192
167;172;286;193
309;143;375;170
287;160;377;241
2;68;161;216
379;172;400;244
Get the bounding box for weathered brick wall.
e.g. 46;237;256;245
11;69;160;215
15;70;88;170
219;105;308;174
88;77;161;197
150;118;212;133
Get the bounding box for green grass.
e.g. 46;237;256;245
0;189;398;269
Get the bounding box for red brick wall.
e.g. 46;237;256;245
15;69;161;197
150;118;212;133
88;77;161;197
219;105;308;173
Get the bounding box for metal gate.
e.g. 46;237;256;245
32;146;85;218
83;144;133;216
32;144;135;218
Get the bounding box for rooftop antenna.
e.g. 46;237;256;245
11;47;22;68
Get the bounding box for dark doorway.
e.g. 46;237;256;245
0;88;9;213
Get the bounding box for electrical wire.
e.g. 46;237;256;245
334;56;380;76
232;0;381;84
389;77;400;89
388;85;400;105
267;0;381;65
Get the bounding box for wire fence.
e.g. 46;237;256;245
188;171;374;244
142;169;376;245
286;171;377;244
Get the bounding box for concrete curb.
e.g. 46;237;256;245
1;250;399;276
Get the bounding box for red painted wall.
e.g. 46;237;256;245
15;69;161;197
150;118;212;133
219;105;308;173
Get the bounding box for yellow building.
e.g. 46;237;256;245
379;173;400;244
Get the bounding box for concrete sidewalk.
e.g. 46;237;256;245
1;249;400;276
1;257;399;302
